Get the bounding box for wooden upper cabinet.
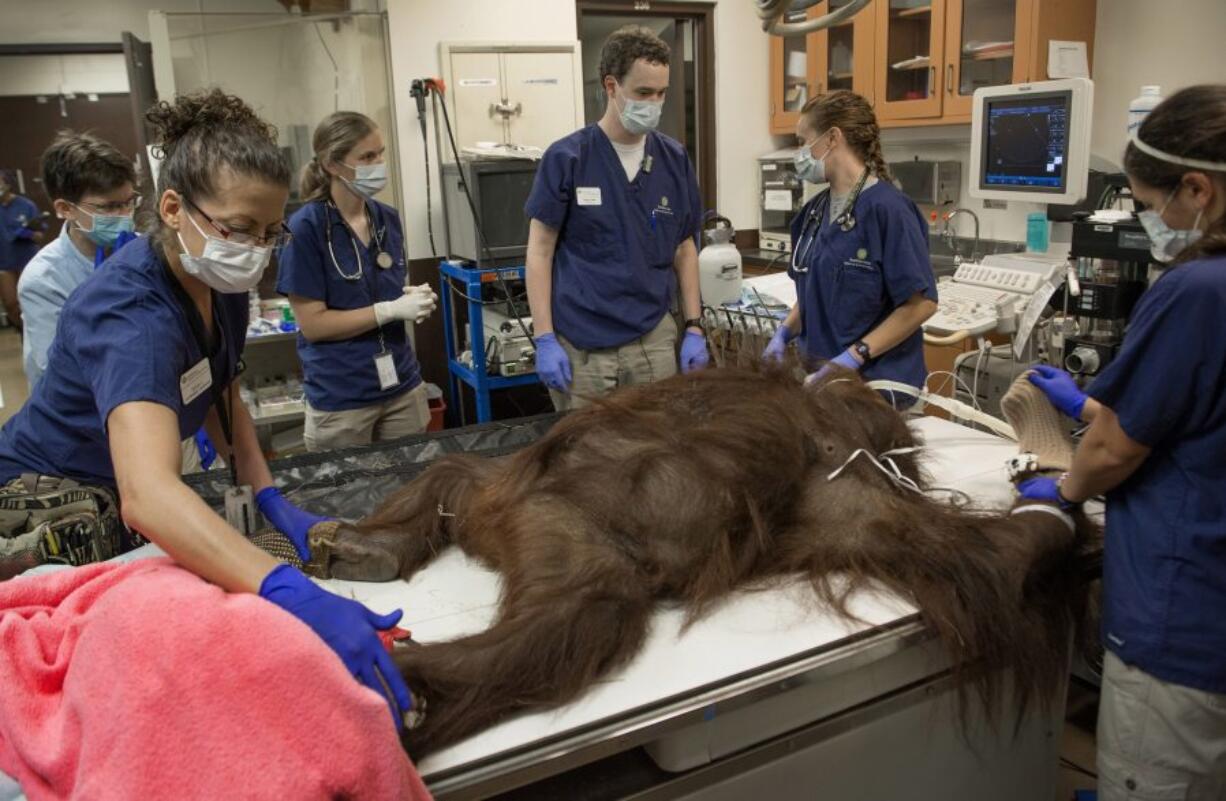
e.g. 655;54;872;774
942;0;1034;121
769;1;876;135
769;7;819;135
874;0;947;122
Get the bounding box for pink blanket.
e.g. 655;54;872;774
0;559;432;800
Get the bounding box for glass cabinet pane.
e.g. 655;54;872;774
826;0;857;92
781;10;810;111
957;0;1016;97
885;0;935;103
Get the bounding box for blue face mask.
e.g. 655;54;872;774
1137;187;1203;263
74;205;135;248
615;85;663;135
794;134;832;185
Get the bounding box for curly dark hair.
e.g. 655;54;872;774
145;88;290;203
1125;84;1226;263
598;24;670;85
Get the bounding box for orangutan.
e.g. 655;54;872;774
317;366;1095;757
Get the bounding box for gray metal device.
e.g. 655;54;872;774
443;157;539;267
465;307;536;377
892;159;961;207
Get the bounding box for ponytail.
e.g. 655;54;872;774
300;157;332;204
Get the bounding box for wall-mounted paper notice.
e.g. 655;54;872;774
459;78;497;88
1048;41;1088;79
765;189;794;212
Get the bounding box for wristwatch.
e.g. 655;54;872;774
852;340;872;363
684;317;704;332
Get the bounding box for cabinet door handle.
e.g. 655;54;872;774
928;66;936;95
946;64;954;95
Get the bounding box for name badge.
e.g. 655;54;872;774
375;352;399;391
180;358;212;405
576;187;602;206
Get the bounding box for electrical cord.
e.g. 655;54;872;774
431;82;536;346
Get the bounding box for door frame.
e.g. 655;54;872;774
575;0;717;213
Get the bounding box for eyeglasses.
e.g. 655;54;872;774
186;198;291;248
79;194;142;215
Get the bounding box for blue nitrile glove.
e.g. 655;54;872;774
762;326;795;363
113;229;137;251
255;486;329;562
194;428;217;471
680;329;710;373
1017;476;1076;510
805;347;862;385
1027;363;1087;421
259;564;413;728
533;332;572;392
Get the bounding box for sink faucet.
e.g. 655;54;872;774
942;207;981;264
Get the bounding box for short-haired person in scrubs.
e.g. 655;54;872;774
19;130;139;388
1020;84;1226;799
0;90;410;726
525;25;708;411
277;111;436;452
763;91;937;398
0;171;46;332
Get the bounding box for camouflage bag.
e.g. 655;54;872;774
0;475;126;581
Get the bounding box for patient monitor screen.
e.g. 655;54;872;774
980;91;1072;193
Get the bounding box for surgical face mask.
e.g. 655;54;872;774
176;209;272;293
1138;187;1204;263
614;85;663;135
342;161;388;198
794;135;832;184
72;205;135;248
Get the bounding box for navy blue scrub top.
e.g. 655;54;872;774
275;198;421;412
0;237;248;486
524;124;703;351
0;195;40;271
1087;254;1226;694
788;181;935;389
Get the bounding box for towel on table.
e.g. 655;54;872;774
0;558;432;801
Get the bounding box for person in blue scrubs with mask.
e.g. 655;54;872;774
1019;85;1226;800
0;171;46;332
762;91;936;397
0;90;411;727
18;131;138;388
525;25;707;411
277;111;435;452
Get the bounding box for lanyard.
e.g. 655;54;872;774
160;248;240;487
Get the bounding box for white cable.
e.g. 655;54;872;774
827;447;923;494
866;380;1017;440
1009;504;1075;533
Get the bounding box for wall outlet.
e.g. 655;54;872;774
983;199;1008;210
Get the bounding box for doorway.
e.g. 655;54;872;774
576;1;716;212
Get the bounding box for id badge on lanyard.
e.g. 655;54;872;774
375;350;399;390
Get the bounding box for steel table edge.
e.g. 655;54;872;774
424;614;929;797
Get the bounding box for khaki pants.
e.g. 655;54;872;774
1098;651;1226;800
304;383;430;453
549;315;679;412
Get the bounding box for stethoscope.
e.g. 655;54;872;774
791;168;870;274
323;200;393;281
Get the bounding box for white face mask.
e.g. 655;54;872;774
176;210;271;293
342;161;388;198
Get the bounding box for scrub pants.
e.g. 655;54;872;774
549;314;678;412
1098;651;1226;800
303;382;430;452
